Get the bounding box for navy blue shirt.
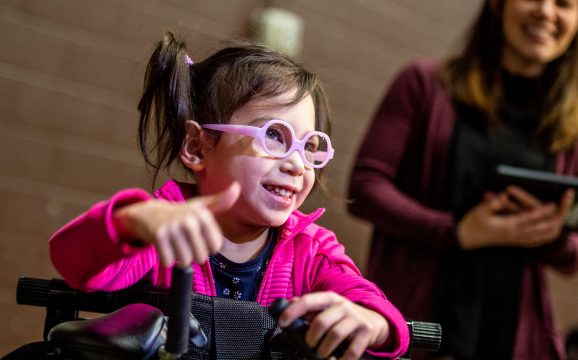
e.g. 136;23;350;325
209;228;277;301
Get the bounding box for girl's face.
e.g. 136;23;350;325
501;0;578;76
198;92;318;237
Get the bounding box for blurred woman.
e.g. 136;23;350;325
348;0;578;359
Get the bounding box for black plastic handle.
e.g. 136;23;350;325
269;298;350;359
164;266;194;357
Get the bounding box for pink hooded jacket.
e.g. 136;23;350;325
49;180;410;358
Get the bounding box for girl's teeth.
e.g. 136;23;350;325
265;185;293;197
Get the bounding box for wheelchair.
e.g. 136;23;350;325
3;267;441;360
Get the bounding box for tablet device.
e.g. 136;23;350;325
495;165;578;230
495;164;578;203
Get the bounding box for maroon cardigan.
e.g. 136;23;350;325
348;60;578;360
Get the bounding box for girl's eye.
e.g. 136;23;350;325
305;136;320;152
305;141;318;152
266;128;285;143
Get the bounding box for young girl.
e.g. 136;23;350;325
49;32;409;359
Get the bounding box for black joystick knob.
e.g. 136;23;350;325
269;298;350;360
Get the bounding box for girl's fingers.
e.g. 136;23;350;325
306;303;348;348
152;202;226;267
133;188;233;268
280;292;341;327
316;317;357;359
197;207;224;255
169;221;193;266
155;225;175;267
182;216;208;264
339;325;371;360
279;293;387;358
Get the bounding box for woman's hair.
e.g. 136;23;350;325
439;0;578;152
138;32;331;184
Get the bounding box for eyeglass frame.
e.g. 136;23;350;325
201;119;334;169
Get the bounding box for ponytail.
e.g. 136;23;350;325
137;32;193;184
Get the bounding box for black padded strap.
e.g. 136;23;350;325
181;294;213;360
213;298;267;359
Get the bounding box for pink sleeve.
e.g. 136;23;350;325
308;231;410;358
49;188;163;291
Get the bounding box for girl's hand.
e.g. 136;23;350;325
113;182;240;267
457;186;574;250
278;292;390;360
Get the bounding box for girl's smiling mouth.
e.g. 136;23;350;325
263;184;297;200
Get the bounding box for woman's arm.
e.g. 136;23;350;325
348;61;457;250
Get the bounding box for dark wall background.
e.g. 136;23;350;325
1;0;576;355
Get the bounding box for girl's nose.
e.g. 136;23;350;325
280;150;306;176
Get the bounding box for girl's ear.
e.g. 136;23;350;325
180;120;206;171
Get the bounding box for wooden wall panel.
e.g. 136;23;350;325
1;0;576;355
0;80;136;146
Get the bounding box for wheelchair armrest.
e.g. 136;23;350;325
47;303;166;360
17;277;171;339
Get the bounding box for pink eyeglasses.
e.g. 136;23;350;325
202;119;334;168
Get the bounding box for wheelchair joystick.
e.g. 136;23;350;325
269;298;350;360
159;265;207;360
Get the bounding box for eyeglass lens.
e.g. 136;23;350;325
263;122;330;166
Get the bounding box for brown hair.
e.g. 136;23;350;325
439;0;578;152
138;32;331;183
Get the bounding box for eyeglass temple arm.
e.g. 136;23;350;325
202;124;260;138
312;150;333;162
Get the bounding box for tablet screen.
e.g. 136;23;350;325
495;165;578;230
495;165;578;203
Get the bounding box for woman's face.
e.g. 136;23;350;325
501;0;578;76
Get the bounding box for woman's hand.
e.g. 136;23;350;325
278;292;390;360
457;186;574;250
113;182;240;267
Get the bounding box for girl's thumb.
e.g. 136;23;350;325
200;182;241;214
